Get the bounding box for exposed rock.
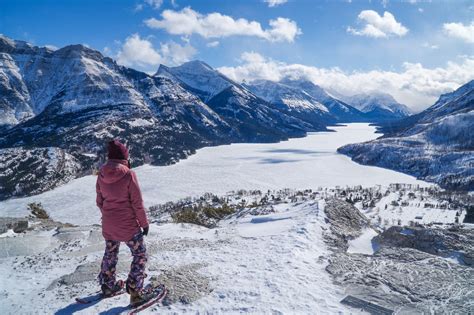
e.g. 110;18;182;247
13;220;28;233
323;198;474;313
376;225;474;266
323;198;371;251
0;217;29;233
149;263;212;305
327;247;474;314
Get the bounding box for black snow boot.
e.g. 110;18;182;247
101;280;124;297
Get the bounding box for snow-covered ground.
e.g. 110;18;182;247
358;190;466;227
347;228;379;255
0;198;362;314
0;123;429;225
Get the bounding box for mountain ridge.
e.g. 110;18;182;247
340;92;411;121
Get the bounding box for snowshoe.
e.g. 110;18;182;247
128;285;161;308
101;280;124;297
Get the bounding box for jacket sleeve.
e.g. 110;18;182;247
96;178;104;211
129;171;149;228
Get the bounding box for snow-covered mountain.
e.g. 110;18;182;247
0;36;246;199
278;78;367;122
246;79;411;123
338;80;474;190
0;36;49;125
156;60;236;102
157;60;321;140
0;37;323;200
243;79;335;128
341;92;411;121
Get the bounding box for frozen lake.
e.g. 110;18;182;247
1;123;429;225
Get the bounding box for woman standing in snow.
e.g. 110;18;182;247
96;140;153;306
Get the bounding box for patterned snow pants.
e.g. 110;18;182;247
98;232;148;291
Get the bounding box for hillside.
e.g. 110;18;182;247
338;80;474;190
1;189;472;314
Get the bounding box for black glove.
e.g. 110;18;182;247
142;226;149;236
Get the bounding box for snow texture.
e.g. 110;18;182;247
347;228;379;255
0;197;358;314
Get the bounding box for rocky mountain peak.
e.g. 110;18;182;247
53;44;107;62
0;34;51;55
344;92;411;117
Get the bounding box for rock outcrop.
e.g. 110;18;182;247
0;217;28;233
376;225;474;266
323;198;474;314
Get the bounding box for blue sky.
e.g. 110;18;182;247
1;0;473;110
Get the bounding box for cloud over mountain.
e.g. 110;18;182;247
116;33;196;71
218;52;474;112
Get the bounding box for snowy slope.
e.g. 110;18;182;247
1;189;471;314
342;92;411;121
156;60;236;102
157;60;316;141
0;35;146;118
280;78;367;122
0;37;36;125
0;197;357;314
244;79;334;129
205;84;312;141
339;80;474;190
243;79;329;113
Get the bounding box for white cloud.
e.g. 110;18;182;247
117;34;163;67
145;0;163;9
206;41;220;47
443;21;474;43
418;8;423;13
347;10;408;38
240;51;267;63
264;0;288;7
160;41;197;65
217;52;474;112
134;4;144;12
144;7;301;42
116;34;196;71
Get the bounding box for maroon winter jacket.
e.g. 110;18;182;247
96;159;149;241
